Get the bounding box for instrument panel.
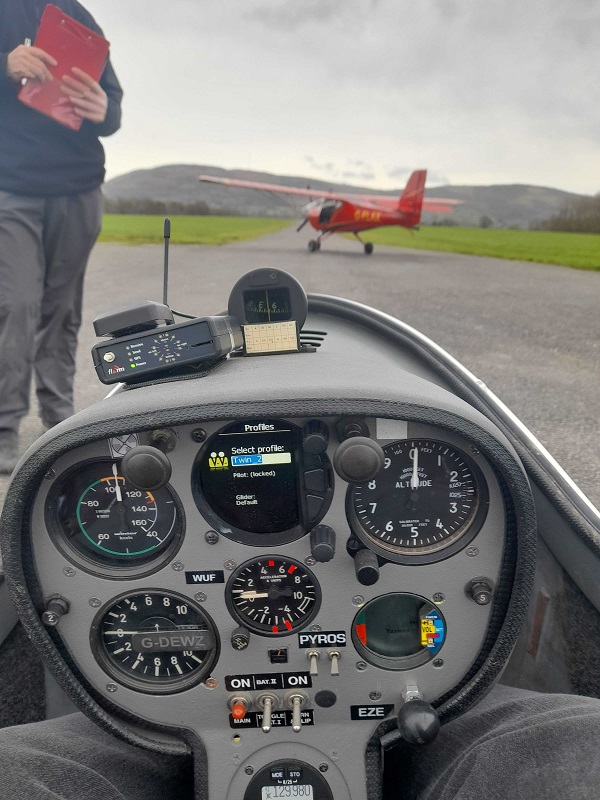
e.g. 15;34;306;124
33;415;504;686
28;413;511;799
4;271;536;800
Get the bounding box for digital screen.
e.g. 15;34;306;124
198;420;299;534
243;288;292;324
261;786;313;799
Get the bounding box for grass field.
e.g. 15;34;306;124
98;215;292;245
366;226;600;270
98;215;600;270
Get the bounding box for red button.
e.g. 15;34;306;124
231;701;247;720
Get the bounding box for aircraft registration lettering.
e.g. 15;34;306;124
353;210;382;222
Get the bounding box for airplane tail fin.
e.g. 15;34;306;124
398;170;427;226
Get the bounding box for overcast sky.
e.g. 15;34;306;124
83;0;599;195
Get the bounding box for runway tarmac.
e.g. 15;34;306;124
3;225;599;508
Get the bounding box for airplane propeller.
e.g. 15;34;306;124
296;217;309;232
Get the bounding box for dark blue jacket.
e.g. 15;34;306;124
0;0;123;196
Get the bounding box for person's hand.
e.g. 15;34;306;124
60;67;108;124
6;45;57;83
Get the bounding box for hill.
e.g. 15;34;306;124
103;165;587;229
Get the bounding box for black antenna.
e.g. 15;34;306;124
162;217;171;306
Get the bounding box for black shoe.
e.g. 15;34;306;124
0;430;19;474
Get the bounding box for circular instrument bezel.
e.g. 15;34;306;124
192;419;333;547
91;589;220;694
45;459;185;578
225;556;322;637
347;439;489;565
351;593;446;671
228;268;308;328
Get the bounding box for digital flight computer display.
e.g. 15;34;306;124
197;420;300;535
193;418;333;547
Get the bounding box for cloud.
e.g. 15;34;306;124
245;0;344;28
342;170;376;182
304;156;336;174
387;167;449;186
386;166;413;181
84;0;600;194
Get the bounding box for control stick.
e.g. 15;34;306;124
396;699;440;745
381;694;440;750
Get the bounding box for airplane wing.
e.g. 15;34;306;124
198;175;462;213
199;175;344;201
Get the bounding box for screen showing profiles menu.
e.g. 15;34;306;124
198;420;300;534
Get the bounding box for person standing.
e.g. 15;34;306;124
0;0;123;472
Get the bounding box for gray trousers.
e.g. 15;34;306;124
0;686;599;799
0;188;103;432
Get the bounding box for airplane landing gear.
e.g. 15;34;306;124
308;231;333;252
353;232;374;255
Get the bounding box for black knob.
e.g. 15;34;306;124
231;626;250;651
310;524;336;562
303;420;329;454
467;579;493;605
333;436;384;483
121;445;172;491
354;548;379;586
396;699;440;746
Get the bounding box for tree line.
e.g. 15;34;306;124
103;197;241;216
535;194;600;234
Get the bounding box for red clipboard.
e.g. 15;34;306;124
18;4;109;131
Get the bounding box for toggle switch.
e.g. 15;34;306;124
255;692;280;733
285;690;309;733
228;693;252;721
328;649;341;676
307;649;320;676
231;701;247;720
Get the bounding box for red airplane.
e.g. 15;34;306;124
199;170;460;254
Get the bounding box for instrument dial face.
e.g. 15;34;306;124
348;439;488;563
50;460;183;572
92;591;219;693
226;557;321;636
352;593;446;671
147;333;186;363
